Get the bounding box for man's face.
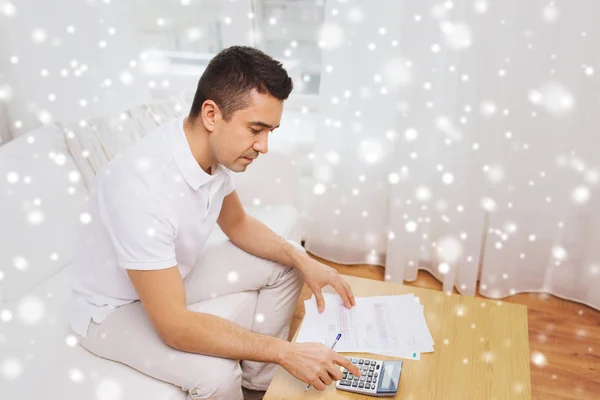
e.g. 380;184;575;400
211;90;283;173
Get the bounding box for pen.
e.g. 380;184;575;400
305;333;343;392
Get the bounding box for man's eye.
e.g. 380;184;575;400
251;128;261;134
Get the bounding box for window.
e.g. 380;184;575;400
133;0;325;99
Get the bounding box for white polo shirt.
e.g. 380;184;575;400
69;115;235;337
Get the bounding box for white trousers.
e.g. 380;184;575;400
78;240;305;400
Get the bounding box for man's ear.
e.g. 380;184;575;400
201;100;221;132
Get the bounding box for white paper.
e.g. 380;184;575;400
297;293;434;360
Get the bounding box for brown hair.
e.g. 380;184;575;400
189;46;293;122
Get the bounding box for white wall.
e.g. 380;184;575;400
0;0;151;137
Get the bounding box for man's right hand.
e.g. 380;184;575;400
277;342;362;391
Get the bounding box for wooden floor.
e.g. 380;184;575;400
289;253;600;400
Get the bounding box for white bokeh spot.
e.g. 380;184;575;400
404;128;418;141
405;221;418;233
480;100;497;117
96;379;123;400
571;186;590;205
552;246;567;261
27;209;45;225
66;335;78;347
442;172;454;185
0;309;12;322
69;368;85;383
318;23;344;50
440;22;473;50
531;351;547;367
1;358;23;380
542;3;559;22
531;82;575;116
13;256;29;271
473;0;489;14
80;213;92;224
481;197;497;212
313;183;326;195
227;271;239;283
415;186;432;202
437;236;464;263
438;262;451;275
357;138;385;164
17;295;45;325
6;171;19;184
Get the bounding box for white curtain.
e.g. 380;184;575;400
305;0;600;311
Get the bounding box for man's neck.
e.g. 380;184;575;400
183;116;216;175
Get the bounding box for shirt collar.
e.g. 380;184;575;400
171;116;231;191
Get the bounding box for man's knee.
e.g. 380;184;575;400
187;360;243;400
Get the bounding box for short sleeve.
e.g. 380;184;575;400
97;183;177;270
223;175;235;196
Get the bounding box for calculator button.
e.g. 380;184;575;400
370;361;376;366
371;384;377;389
352;382;358;387
351;359;357;364
369;366;374;372
358;359;364;364
340;380;351;386
368;372;373;377
360;376;366;382
359;383;365;388
374;373;378;378
376;364;380;370
367;377;372;383
354;377;359;381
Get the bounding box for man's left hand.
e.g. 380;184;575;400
297;257;356;313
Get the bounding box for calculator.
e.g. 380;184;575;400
336;358;403;397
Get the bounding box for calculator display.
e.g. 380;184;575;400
378;361;401;393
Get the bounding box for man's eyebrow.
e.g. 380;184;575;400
249;121;280;129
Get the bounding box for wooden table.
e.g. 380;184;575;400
265;275;531;399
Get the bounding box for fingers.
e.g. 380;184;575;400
332;280;352;309
310;376;327;391
343;279;356;307
326;363;344;381
313;363;343;392
333;353;362;377
314;290;325;313
319;369;333;386
333;277;356;309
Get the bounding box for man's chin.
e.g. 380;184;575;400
225;160;248;173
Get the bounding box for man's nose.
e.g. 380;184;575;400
253;135;268;154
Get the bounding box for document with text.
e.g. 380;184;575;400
296;293;434;360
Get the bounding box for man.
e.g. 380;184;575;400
68;46;361;399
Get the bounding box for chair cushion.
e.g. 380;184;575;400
0;265;258;399
0;126;89;303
